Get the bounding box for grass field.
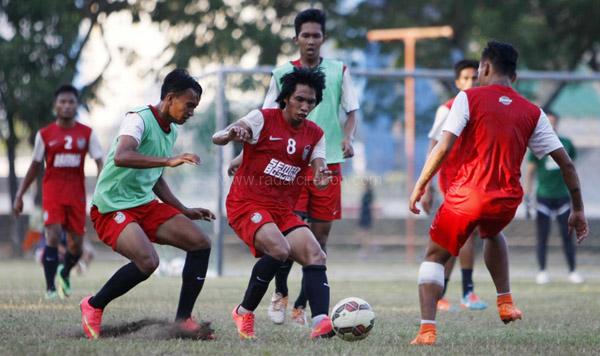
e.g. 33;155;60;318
1;248;600;355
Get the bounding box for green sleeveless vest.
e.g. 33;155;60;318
92;106;177;213
272;58;345;164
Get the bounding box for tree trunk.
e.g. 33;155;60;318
6;112;23;257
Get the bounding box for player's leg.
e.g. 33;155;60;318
556;203;582;283
154;214;212;324
535;199;551;284
286;227;334;339
437;256;455;311
81;223;158;339
42;224;62;298
482;231;522;324
233;223;290;339
459;234;487;310
56;231;83;297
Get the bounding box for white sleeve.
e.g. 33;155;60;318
239;109;265;144
310;135;326;161
32;132;45;162
341;68;360;113
528;109;563;159
428;105;450;140
88;130;104;160
442;91;469;137
118;113;145;146
262;76;280;109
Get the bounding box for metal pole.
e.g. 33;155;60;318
404;38;416;263
214;70;226;276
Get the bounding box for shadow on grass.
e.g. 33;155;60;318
74;318;215;340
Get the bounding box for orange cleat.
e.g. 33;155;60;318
80;295;103;340
437;297;451;311
310;315;335;339
291;307;307;326
232;306;256;340
410;323;436;345
497;294;523;324
176;317;216;340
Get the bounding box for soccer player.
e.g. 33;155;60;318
229;8;359;325
213;67;334;340
408;41;589;345
79;69;215;340
13;85;104;300
524;111;583;284
421;59;488;311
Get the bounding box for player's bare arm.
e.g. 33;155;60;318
548;147;589;242
228;151;243;176
409;131;457;214
311;157;332;189
342;110;357;158
114;135;200;168
12;160;43;216
420;138;439;215
212;120;252;145
153;175;215;221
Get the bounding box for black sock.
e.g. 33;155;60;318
302;265;329;318
461;269;473;297
60;251;81;281
240;255;283;311
441;278;449;297
175;248;211;320
89;262;150;309
43;246;59;291
275;260;293;297
294;278;308;309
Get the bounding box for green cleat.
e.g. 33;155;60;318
56;265;71;298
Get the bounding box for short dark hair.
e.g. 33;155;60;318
454;59;479;79
294;8;326;36
276;67;326;109
54;85;79;100
481;40;518;79
160;68;203;100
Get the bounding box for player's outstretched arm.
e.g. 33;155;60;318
212;121;252;145
13;161;42;216
114;135;199;168
153;176;215;221
342;111;357;158
228;151;243;176
409;131;457;214
549;148;589;242
311;157;332;189
420;139;439;215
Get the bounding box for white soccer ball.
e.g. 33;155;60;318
331;297;375;341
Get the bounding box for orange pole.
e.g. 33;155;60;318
404;38;416;262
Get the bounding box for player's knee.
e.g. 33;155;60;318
189;231;211;251
307;248;327;265
269;243;291;262
136;253;160;275
417;261;445;287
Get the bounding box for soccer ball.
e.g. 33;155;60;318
331;297;375;341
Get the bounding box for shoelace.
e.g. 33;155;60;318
242;313;255;335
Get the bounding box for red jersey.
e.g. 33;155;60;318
227;109;324;213
443;85;555;217
38;122;93;203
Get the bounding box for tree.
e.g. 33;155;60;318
0;0;135;255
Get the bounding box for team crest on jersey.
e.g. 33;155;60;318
302;145;312;161
251;212;263;224
77;137;87;149
114;212;126;224
499;96;512;106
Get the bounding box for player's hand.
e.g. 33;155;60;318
228;126;251;143
167;153;201;167
13;196;24;216
342;139;354;158
184;207;216;221
314;168;333;189
568;210;589;244
228;160;240;177
409;184;426;215
421;186;434;215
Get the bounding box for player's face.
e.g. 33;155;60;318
166;88;200;125
283;84;317;126
53;92;78;120
294;22;324;61
455;67;478;91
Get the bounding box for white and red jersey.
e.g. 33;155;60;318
441;85;562;217
33;121;103;204
226;109;325;213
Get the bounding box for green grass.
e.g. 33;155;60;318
1;253;600;355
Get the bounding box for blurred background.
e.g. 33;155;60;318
1;0;599;276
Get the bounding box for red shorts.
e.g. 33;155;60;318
430;203;515;256
294;163;342;221
227;203;307;257
90;200;181;250
43;198;86;236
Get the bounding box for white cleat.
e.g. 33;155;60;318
568;271;584;284
536;271;550;285
267;292;288;324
